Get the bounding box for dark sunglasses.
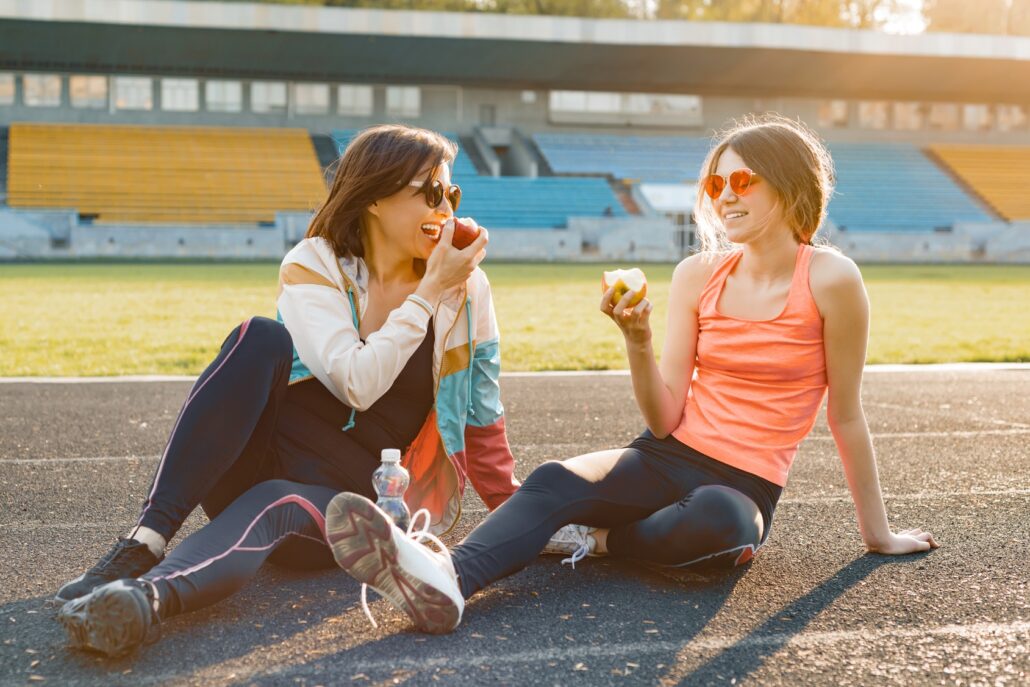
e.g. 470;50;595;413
409;178;462;212
702;168;759;200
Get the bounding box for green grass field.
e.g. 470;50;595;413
1;262;1028;376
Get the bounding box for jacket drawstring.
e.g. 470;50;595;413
465;298;474;418
341;287;359;432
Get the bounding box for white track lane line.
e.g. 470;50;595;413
3;423;1029;465
118;620;1030;684
1;362;1028;384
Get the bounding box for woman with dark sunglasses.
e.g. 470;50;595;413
320;114;939;634
57;125;520;655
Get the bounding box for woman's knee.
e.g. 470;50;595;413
521;461;583;497
641;485;763;567
684;485;763;549
241;317;293;361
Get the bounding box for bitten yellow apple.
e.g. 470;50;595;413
601;268;647;308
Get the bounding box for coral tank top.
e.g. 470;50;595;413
672;244;828;486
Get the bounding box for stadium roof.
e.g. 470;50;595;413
1;0;1029;102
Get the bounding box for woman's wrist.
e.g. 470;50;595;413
414;280;444;308
405;293;435;318
624;335;653;355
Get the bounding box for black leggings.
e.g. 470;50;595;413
451;430;782;598
142;480;338;619
133;316;396;543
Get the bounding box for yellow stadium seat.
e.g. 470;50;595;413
6;123;327;224
928;144;1030;221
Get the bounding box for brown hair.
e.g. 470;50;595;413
693;114;835;252
307;125;458;258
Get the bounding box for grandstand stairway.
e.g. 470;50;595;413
6;123;326;224
310;133;341;181
458;134;491;176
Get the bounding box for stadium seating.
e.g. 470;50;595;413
533;133;711;182
826;142;994;232
6;123;326;224
535;133;995;232
928;145;1030;221
457;176;625;228
331;129;623;227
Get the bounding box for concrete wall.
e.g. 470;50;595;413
483;228;581;261
2;208;1027;263
825;221;1019;262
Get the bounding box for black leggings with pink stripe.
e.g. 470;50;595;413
127;315;428;618
143;479;337;619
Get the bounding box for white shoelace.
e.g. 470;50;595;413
557;525;594;569
360;507;451;628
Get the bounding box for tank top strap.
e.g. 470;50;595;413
697;250;743;313
785;243;818;313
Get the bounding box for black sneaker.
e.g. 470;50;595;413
59;579;160;658
55;538;161;602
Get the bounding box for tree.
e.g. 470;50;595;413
923;0;1010;34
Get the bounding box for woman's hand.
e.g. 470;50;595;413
417;218;488;304
600;287;653;347
866;528;940;555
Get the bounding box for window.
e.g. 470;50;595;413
337;84;373;116
963;104;993;132
550;90;587;112
205;80;242;113
386;86;420;118
893;102;924;131
996;104;1027;132
550;91;700;117
928;103;960;131
857;101;889;129
818;100;849;128
585;92;621;113
294;83;329;115
625;94;651;114
0;73;14;105
161;78;198;112
69;76;107;109
649;95;701;117
521;90;537;104
549;90;702;126
113;77;153;111
24;74;61;107
251;81;287;114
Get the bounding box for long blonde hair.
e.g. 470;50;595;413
694;114;835;252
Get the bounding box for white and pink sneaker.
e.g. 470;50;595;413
325;493;463;634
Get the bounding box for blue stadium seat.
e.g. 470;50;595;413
534;133;991;232
457;176;625;228
534;133;711;183
827;142;993;232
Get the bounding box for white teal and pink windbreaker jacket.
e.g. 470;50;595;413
276;237;519;534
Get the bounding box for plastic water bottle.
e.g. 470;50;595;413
373;448;410;530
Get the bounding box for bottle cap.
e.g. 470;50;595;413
381;448;401;463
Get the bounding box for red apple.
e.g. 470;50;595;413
451;218;481;249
